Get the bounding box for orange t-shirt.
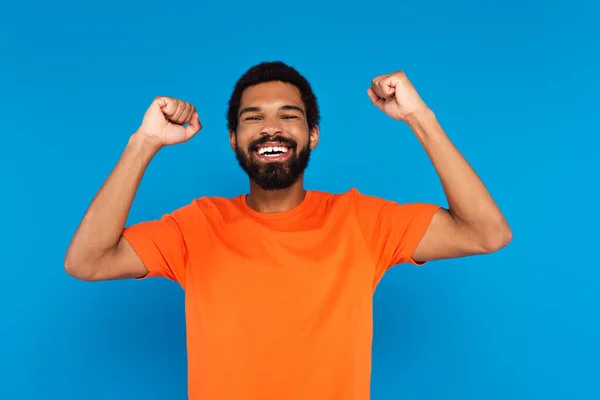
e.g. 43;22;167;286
122;188;440;399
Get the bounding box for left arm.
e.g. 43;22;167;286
368;71;512;262
405;109;511;262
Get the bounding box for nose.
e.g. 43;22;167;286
260;115;283;136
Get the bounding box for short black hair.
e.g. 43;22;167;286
226;61;320;133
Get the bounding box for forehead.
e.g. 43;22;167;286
240;81;304;109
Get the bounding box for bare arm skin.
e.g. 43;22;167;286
406;109;511;262
64;136;160;281
64;97;201;281
368;71;511;263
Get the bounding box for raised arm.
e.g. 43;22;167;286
367;71;511;263
64;96;201;281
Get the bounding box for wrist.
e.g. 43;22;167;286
127;132;162;159
403;108;446;145
404;107;436;126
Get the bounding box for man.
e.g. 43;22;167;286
65;61;511;399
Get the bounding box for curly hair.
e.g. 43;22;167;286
226;61;320;133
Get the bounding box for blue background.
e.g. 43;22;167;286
1;0;598;399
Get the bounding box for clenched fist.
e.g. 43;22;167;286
367;71;429;121
136;96;202;147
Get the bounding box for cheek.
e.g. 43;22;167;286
237;138;252;152
231;131;248;149
234;128;255;146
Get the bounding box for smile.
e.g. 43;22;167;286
253;143;293;162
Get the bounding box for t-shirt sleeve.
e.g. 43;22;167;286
352;189;441;282
121;204;195;287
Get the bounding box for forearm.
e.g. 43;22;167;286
65;134;160;271
406;109;510;240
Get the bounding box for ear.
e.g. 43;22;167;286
309;125;320;150
229;131;237;152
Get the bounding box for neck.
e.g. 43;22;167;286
245;177;307;213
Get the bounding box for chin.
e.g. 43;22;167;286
252;167;300;191
235;143;312;191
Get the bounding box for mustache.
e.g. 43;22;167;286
249;136;297;151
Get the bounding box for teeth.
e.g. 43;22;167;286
258;146;288;155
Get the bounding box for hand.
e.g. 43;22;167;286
135;96;202;147
367;71;429;121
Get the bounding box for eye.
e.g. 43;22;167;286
281;115;298;119
245;116;261;121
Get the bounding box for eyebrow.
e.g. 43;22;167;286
239;105;305;118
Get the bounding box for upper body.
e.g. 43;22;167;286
64;61;511;400
122;188;439;399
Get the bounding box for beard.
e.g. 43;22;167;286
234;135;312;191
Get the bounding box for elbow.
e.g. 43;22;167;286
64;256;98;282
481;224;512;253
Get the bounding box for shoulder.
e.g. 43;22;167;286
190;195;241;211
306;187;388;217
309;187;364;201
192;194;245;215
324;188;439;219
323;187;388;202
163;195;243;224
323;187;389;209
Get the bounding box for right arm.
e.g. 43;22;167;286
64;96;201;281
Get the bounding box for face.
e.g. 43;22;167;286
230;81;319;191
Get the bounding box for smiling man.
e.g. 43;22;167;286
233;84;314;193
64;61;511;399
